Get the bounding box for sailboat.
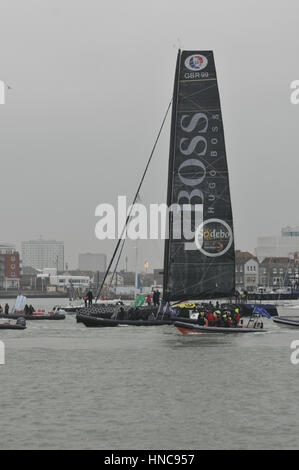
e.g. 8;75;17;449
78;50;266;332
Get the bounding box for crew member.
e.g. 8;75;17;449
207;311;214;327
87;290;93;307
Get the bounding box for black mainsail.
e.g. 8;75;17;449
163;50;235;301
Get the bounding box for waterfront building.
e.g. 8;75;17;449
258;256;299;289
235;251;259;291
255;226;299;260
0;243;21;289
21;238;64;271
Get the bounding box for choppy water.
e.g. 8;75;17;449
1;298;299;450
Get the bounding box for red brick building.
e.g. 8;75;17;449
0;247;21;290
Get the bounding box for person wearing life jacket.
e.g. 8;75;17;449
24;304;30;316
207;311;214;326
222;311;229;327
213;309;221;327
235;309;241;326
198;312;205;326
215;313;222;327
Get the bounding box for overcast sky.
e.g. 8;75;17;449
0;0;298;271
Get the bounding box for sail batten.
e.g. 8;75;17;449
163;50;235;301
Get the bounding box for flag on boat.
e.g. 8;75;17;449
13;295;27;313
134;295;146;307
253;305;272;319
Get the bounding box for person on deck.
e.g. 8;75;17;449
216;313;222;327
87;290;93;307
207;311;214;327
153;290;160;307
146;294;152;306
222;312;228;327
29;305;35;315
5;304;9;315
232;309;241;327
214;309;221;319
24;304;30;315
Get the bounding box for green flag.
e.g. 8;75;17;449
134;295;146;307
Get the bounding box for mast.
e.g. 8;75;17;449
135;239;139;299
163;50;181;300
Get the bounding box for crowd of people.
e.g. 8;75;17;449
146;290;161;307
24;304;36;315
83;290;94;307
0;304;9;315
193;307;242;328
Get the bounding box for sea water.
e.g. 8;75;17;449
0;298;299;450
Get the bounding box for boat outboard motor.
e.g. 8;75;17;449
16;317;26;327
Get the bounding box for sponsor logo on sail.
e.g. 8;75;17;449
195;218;233;257
185;54;208;71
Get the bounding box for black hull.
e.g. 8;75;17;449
0;313;65;321
272;317;299;327
76;313;215;328
0;323;26;330
64;307;81;313
77;315;119;327
247;293;299;301
77;314;174;327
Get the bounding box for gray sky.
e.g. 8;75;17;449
0;0;298;271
